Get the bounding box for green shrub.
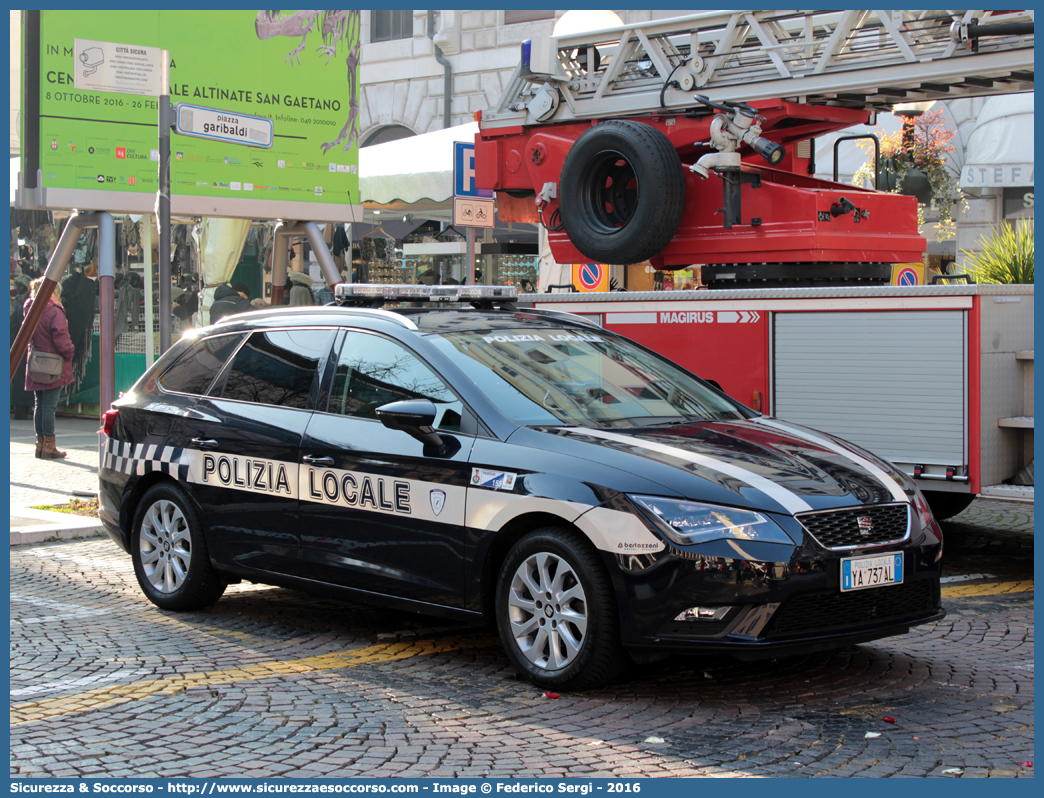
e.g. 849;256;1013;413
962;220;1034;284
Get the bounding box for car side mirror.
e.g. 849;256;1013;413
375;399;444;448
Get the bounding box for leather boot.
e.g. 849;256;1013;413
35;435;44;459
42;435;67;459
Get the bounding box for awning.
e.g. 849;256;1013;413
358;122;478;223
959;93;1034;189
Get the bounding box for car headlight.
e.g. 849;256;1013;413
630;495;793;546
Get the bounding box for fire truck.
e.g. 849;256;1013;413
475;9;1033;286
521;284;1033;519
477;11;1034;516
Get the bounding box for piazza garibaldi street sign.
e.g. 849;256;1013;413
174;104;274;149
25;10;363;221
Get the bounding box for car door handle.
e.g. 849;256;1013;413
190;438;219;450
302;455;335;466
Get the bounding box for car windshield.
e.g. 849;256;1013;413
429;326;748;428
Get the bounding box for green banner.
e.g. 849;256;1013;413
33;10;361;217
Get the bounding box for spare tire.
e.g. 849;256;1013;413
559;120;685;265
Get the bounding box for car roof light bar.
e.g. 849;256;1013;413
334;283;518;309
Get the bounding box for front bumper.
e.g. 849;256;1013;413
607;527;944;656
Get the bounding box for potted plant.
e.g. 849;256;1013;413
962;219;1034;284
852;108;962;228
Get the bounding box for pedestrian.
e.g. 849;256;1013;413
209;281;252;324
23;278;76;459
287;271;317;306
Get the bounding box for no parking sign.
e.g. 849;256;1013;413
572;263;609;292
891;263;925;286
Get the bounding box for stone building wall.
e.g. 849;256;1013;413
356;10;671;141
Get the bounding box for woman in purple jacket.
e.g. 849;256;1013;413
24;278;76;459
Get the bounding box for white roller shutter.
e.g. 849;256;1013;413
773;311;966;468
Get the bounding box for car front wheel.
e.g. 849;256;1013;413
495;527;623;691
131;482;226;611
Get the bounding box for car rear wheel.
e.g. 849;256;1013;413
495;527;623;690
131;482;226;611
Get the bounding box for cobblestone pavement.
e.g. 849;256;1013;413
10;499;1033;779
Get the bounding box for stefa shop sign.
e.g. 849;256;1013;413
959;163;1034;188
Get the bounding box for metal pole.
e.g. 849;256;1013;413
344;223;352;282
157;49;172;354
142;218;155;367
302;221;341;288
10;212;92;382
465;226;475;285
271;221;289;306
97;213;116;415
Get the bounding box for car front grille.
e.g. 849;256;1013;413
797;503;910;550
764;580;936;638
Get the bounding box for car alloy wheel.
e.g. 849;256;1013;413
139;498;192;594
496;527;623;690
131;482;226;611
507;551;589;671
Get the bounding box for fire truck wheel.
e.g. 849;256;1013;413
559;120;685;265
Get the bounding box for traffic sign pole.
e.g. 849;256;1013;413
452;141;493;286
466;227;475;285
158;49;172;354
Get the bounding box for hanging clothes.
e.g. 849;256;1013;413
36;217;59;264
332;224;350;256
197;218;251;325
72;228;97;266
114;271;143;338
120;215;142;255
255;224;274;276
60;268;99;392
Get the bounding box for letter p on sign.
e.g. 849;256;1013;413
454;142;494;199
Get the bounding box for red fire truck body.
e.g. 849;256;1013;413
475;101;924;272
475;10;1032;285
526;285;1034;517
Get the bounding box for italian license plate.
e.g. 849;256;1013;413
841;553;903;592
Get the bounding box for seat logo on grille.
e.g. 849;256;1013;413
857;516;874;536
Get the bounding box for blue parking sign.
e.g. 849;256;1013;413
454;141;494;198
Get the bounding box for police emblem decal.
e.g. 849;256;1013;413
857;516;874;536
430;489;446;516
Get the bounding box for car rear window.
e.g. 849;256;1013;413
157;333;246;396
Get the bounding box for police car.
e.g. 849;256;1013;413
99;283;944;690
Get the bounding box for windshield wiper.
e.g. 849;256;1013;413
627;416;701;427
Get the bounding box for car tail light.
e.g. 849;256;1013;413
100;409;119;437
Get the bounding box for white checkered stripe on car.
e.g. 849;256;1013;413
103;440;189;481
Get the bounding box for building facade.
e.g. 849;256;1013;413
356;9;1032;274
